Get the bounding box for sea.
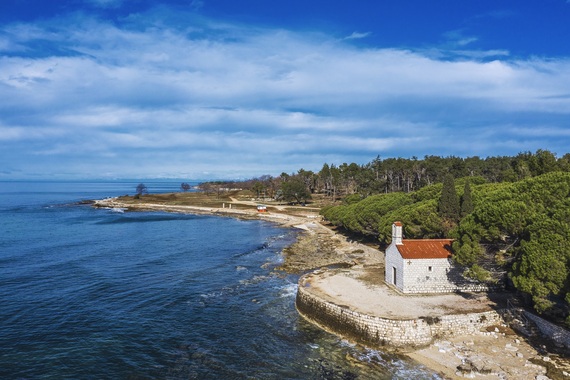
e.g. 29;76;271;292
0;180;440;379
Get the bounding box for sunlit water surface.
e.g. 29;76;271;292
0;181;439;379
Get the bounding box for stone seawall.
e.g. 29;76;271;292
296;277;504;350
523;311;570;349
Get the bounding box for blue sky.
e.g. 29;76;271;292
1;0;569;179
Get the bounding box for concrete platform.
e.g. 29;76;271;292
301;265;509;320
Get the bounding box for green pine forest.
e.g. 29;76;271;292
319;156;570;325
204;150;570;324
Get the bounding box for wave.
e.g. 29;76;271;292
238;275;270;286
349;347;442;380
232;242;269;258
278;283;298;298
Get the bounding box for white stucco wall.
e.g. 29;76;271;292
385;243;404;290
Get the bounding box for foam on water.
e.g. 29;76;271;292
278;282;299;298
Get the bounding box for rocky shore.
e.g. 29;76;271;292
93;196;569;379
283;224;570;379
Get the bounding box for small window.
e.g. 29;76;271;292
428;266;433;272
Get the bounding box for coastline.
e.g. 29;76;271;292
94;197;312;227
93;196;366;271
93;197;568;379
295;268;567;379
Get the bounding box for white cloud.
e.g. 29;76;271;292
344;31;371;40
442;29;480;49
0;11;569;179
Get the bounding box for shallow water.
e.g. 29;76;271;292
0;181;439;379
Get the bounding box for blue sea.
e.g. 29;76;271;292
0;180;439;379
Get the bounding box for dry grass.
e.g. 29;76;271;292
119;191;239;208
118;190;335;215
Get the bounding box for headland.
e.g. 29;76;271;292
93;193;569;379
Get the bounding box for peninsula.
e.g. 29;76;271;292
94;190;569;379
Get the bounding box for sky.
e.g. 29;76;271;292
0;0;569;180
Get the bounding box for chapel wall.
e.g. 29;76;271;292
384;244;404;289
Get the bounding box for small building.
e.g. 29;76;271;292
256;204;268;213
385;221;455;294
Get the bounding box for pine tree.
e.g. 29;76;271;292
438;174;460;221
461;181;474;217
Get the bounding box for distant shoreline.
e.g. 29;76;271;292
92;196;360;272
93;197;313;228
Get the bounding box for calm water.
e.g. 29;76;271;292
0;181;438;379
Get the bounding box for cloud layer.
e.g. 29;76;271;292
1;9;569;179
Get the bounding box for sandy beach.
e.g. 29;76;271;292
94;196;569;379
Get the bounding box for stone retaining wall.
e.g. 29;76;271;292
523;311;570;349
400;282;497;294
296;278;503;350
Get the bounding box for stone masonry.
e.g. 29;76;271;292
296;277;503;350
385;222;493;294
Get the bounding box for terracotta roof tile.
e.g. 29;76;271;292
396;239;453;259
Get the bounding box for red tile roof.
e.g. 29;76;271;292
396;239;453;259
